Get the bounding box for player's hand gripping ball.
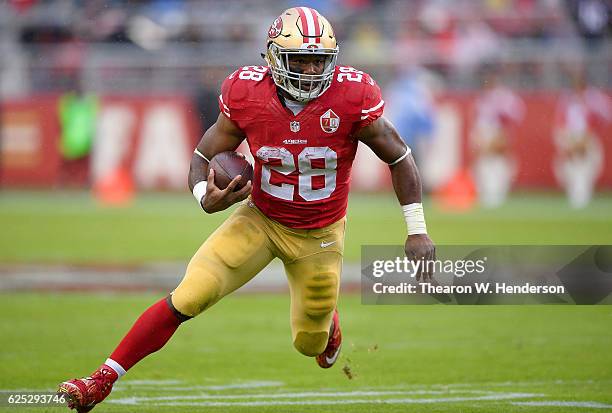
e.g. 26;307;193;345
202;151;253;214
209;151;253;191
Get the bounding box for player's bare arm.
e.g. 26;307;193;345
188;113;252;214
356;116;436;280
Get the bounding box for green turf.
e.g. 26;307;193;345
1;191;611;264
0;294;611;412
1;191;612;412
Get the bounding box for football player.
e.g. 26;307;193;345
470;67;525;208
553;68;610;208
58;7;435;412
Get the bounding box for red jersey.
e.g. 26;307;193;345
218;65;384;229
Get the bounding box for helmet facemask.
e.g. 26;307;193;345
266;43;338;102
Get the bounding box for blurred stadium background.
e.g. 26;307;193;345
1;1;611;412
2;0;611;197
0;0;610;274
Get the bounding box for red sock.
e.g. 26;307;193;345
109;297;189;371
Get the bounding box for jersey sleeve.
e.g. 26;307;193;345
218;67;268;127
218;72;237;120
357;75;385;129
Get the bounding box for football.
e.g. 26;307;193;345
209;151;253;191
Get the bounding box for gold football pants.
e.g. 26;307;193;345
172;201;345;357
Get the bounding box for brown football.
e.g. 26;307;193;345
209;151;253;191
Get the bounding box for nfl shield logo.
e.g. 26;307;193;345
290;121;300;133
320;109;340;133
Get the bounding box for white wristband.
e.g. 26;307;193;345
192;181;207;207
402;203;427;235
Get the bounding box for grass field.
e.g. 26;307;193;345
1;191;611;264
1;294;611;412
1;191;611;412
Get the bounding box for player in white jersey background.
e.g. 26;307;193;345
553;67;612;208
470;66;525;208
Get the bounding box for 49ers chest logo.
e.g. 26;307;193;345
320;109;340;133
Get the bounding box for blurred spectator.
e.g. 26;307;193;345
8;0;37;14
553;67;612;208
384;66;436;166
57;81;98;187
566;0;611;47
470;65;525;208
453;17;501;74
418;0;456;67
351;22;384;60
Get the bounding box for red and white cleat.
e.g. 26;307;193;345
316;308;342;369
58;365;118;412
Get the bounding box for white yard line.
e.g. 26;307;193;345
0;389;49;392
109;389;492;403
113;392;541;407
118;379;183;386
3;378;608;394
513;401;612;409
108;391;542;407
384;378;607;390
6;379;611;410
192;381;285;391
114;380;283;391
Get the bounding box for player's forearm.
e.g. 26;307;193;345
188;155;208;192
188;116;246;193
389;153;422;205
390;155;429;236
354;117;427;232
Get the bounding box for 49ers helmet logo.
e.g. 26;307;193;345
320;109;340;133
268;17;283;38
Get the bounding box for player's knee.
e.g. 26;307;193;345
172;275;223;317
303;298;336;318
303;272;338;318
293;331;328;356
165;295;192;323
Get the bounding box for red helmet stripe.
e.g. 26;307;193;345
299;7;323;44
308;8;322;43
296;7;309;43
